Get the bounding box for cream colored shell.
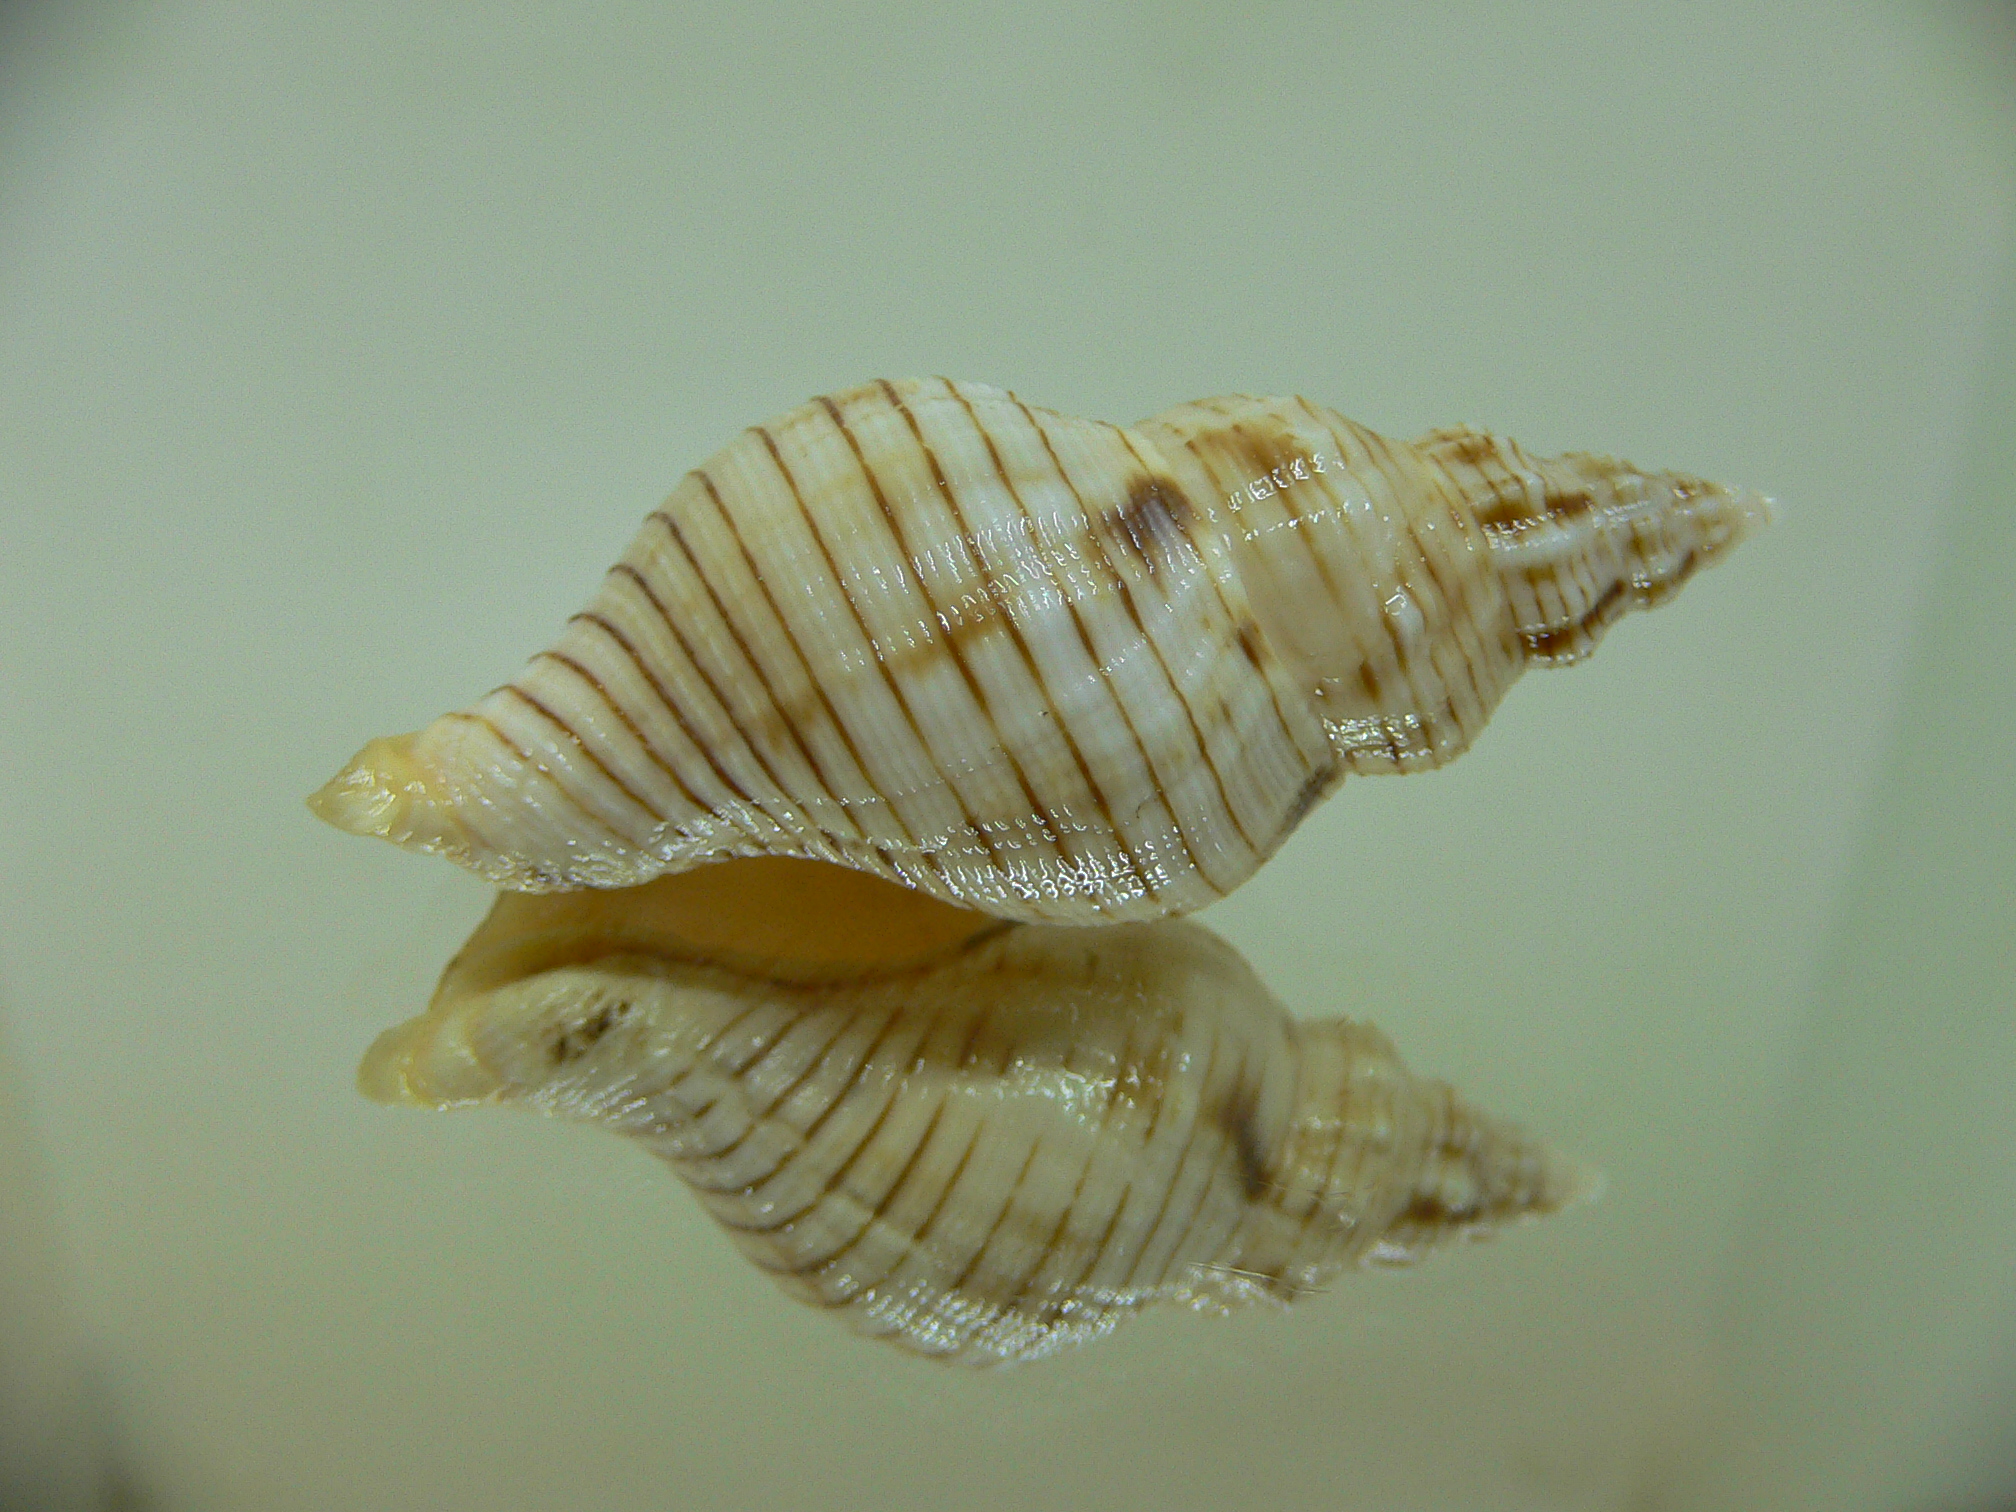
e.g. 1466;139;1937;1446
311;379;1765;922
364;859;1587;1364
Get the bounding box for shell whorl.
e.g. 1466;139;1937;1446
311;378;1765;922
363;858;1588;1364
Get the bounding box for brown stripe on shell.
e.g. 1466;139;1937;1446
719;1000;961;1237
1098;450;1304;858
1209;413;1366;767
939;1138;1048;1300
993;393;1220;895
1418;425;1538;531
1358;425;1483;752
312;379;1761;923
1365;424;1505;717
687;467;944;879
1520;552;1698;664
828;384;1080;882
641;497;869;844
1112;427;1282;870
494;684;667;827
677;1012;874;1177
750;423;1001;883
928;1139;1062;1347
563;612;769;825
1224;417;1351;616
811;1082;1024;1307
1114;1021;1223;1292
1144;1038;1255;1289
737;1010;932;1270
530;645;769;853
1224;406;1414;768
1390;418;1532;715
365;874;1591;1363
1109;418;1316;770
438;707;641;861
925;379;1172;900
1266;1079;1352;1285
985;1034;1117;1320
1278;763;1341;837
1304;413;1485;766
687;1004;905;1189
589;557;851;848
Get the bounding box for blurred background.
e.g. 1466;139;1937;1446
2;3;2012;1509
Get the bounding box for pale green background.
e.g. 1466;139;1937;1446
2;4;2012;1510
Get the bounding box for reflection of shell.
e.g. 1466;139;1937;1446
364;858;1589;1364
312;379;1765;922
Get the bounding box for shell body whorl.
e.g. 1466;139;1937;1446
311;378;1765;922
364;861;1587;1364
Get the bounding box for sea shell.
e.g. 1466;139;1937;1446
365;857;1587;1363
312;379;1765;923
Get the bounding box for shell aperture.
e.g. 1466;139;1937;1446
364;857;1589;1364
310;378;1766;922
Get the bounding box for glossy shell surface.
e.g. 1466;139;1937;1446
312;378;1765;923
364;860;1587;1364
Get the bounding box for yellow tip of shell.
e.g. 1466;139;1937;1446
356;1015;495;1110
355;1022;426;1106
1731;485;1775;539
307;733;422;836
307;732;472;864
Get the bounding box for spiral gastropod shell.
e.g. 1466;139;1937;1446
365;858;1588;1363
310;379;1765;923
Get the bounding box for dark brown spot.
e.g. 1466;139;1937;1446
1397;1192;1461;1227
1357;662;1383;699
1547;486;1596;518
1221;417;1321;500
1234;620;1267;669
1104;475;1196;572
1468;488;1532;531
1215;1080;1271;1202
1420;426;1497;469
1521;541;1707;665
548;1000;630;1065
1104;418;1284;865
1279;762;1340;838
1522;578;1629;661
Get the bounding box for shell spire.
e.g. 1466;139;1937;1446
362;858;1591;1364
311;379;1765;923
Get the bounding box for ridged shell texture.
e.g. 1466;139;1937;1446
365;861;1588;1364
311;379;1765;923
